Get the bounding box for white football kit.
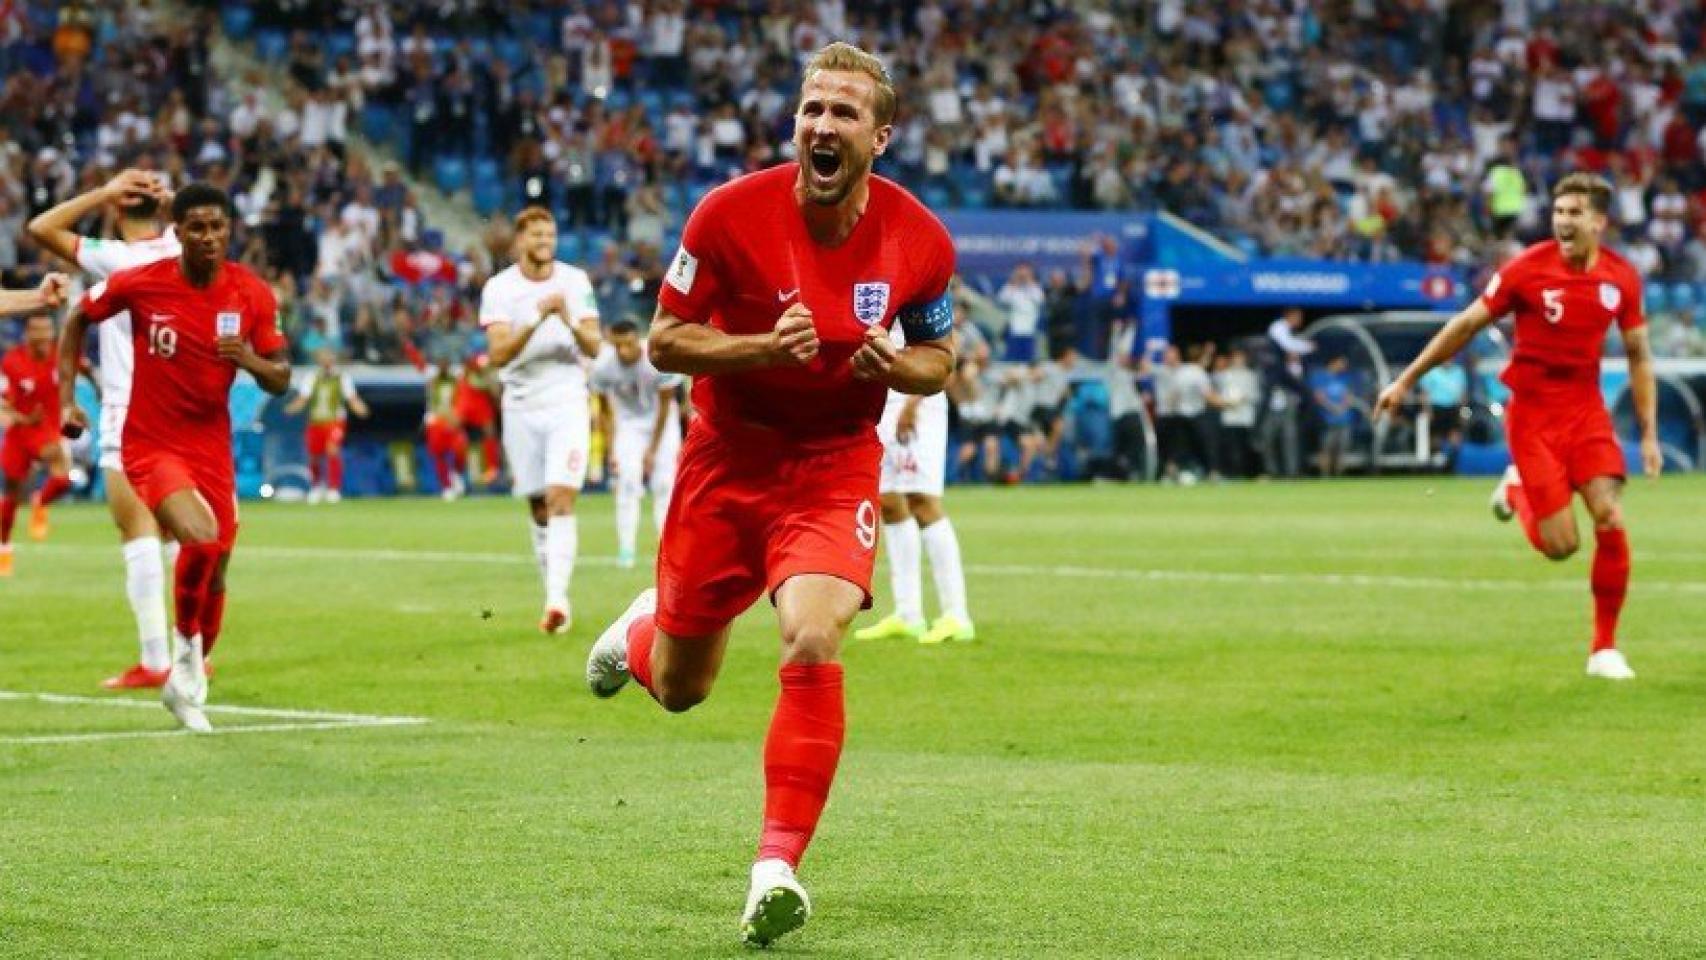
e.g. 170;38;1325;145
76;231;182;471
876;326;949;497
478;262;600;497
589;343;683;523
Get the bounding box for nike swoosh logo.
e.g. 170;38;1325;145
777;288;799;303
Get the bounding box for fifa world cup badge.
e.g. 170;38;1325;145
216;311;242;337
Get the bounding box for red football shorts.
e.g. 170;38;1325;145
125;448;238;551
1506;393;1626;518
655;423;882;638
305;420;347;457
425;416;467;455
1;427;58;482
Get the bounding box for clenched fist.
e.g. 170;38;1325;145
850;325;898;382
770;302;819;366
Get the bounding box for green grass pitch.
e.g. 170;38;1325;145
3;477;1705;957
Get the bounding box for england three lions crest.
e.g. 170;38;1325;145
1599;282;1621;312
853;282;890;326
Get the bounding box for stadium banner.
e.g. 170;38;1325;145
941;211;1148;278
1160;260;1463;309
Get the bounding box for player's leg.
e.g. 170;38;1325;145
538;403;589;632
503;410;550;583
29;441;73;541
0;450;23;574
1580;475;1632;674
648;420;679;539
611;423;644;567
201;549;232;658
152;485;220;732
1503;407;1578;559
304;423;327;503
742;573;862;947
912;493;975;644
103;466;172;687
854;491;924;640
324;421;346;503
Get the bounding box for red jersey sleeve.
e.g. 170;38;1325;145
1478;257;1522;318
895;216;958;342
246;274;288;356
78;267;132;324
657;190;730;325
1618;266;1645;332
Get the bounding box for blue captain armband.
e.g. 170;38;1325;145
896;289;954;342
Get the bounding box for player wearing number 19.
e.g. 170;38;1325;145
584;42;957;947
1375;173;1658;680
59;183;292;732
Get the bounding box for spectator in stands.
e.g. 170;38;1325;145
995;262;1044;363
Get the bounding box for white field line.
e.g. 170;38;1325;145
0;690;430;746
31;543;1706;595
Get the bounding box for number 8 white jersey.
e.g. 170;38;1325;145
76;231;182;405
478;262;600;411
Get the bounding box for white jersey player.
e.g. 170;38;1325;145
479;207;602;634
855;319;974;645
589;320;683;568
28;169;185;689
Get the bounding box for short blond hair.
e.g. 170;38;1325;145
1552;172;1612;215
802;42;896;126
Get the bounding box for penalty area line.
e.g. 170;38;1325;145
0;690;430;745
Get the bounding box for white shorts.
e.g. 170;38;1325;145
877;392;949;497
611;415;681;500
502;399;590;498
98;402;127;473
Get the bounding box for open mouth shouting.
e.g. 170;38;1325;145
808;143;844;188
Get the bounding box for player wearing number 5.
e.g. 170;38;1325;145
479;207;602;635
1376;173;1657;680
59;183;291;731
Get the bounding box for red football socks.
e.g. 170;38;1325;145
35;475;70;506
758;662;846;868
1591;527;1630;653
1508;482;1545;553
0;495;15;544
173;542;221;638
327;453;344;490
625;613;656;693
202;586;228;655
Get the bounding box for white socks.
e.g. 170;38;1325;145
529;522;547;576
615;483;641;557
921;518;968;622
544;515;578;609
123;536;169;670
884;518;923;623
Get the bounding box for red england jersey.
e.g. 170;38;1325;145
78;258;286;468
657;163;957;450
0;344;59;438
1478;240;1644;402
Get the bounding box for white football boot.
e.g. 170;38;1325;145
586;588;655;697
1586;648;1636;680
740;858;811;948
1489;465;1520;522
162;632;212;733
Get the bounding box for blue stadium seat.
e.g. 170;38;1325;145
1695;281;1706;307
222;5;254;40
638;89;665;116
556;235;583;263
472;178;505;216
361;104;395;144
473;157;502;184
325;32;356;60
434;156;469;195
254;28;289;63
960;183;990;209
1645;284;1668;315
921;184;951;209
1694;303;1706;331
1668;282;1695;310
495;37;524;68
687;182;714;209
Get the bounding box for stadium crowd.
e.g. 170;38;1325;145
4;0;1706;488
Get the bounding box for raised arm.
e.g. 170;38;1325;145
1374;298;1496;419
1623;324;1661;477
28;169;167;264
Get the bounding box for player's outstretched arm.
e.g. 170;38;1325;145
1623;324;1662;477
28;169;168;264
0;274;68;317
1374;299;1495;419
649;303;816;375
